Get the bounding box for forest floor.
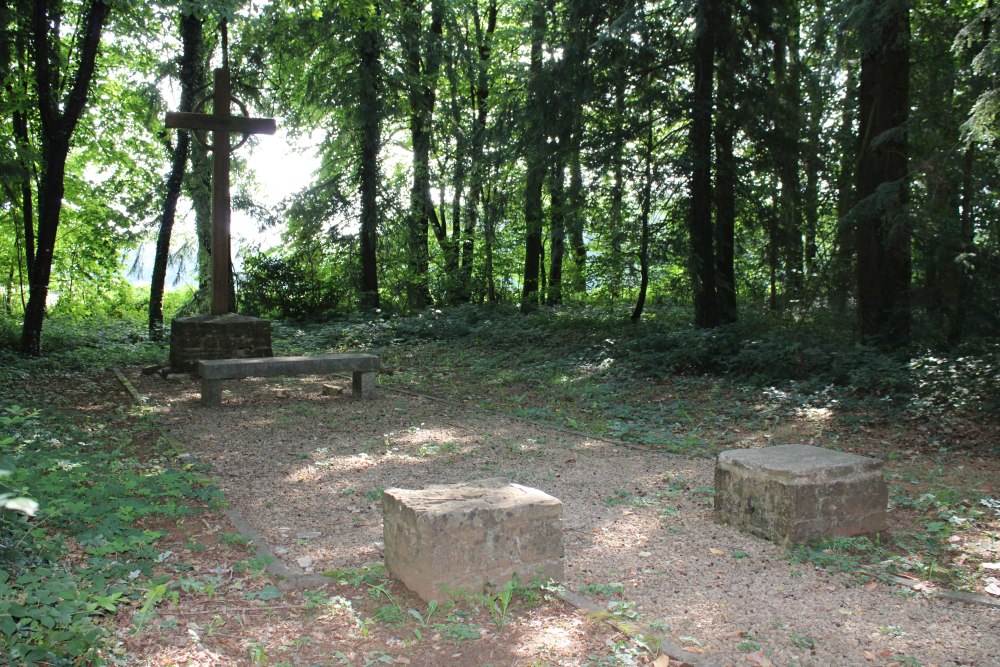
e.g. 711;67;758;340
103;349;999;667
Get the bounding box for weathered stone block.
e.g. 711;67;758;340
383;479;564;602
715;444;887;544
170;314;272;372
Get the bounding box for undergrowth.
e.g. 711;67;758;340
0;403;220;665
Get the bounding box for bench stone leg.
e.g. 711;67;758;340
352;371;375;399
201;379;223;406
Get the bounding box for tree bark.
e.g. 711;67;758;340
855;0;910;345
358;3;382;312
714;0;737;324
21;0;109;356
688;0;719;328
460;0;497;303
149;11;202;339
547;156;565;306
632;111;654;323
832;33;857;314
402;0;442;311
521;1;546;312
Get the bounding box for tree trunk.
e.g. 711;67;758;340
402;0;442;310
832;34;857;314
521;1;546;312
149;11;202;339
358;3;382;312
775;0;803;301
547;157;566;306
568;149;586;294
21;0;109;356
713;1;737;324
609;78;626;301
460;0;497;303
632;111;654;323
688;0;719;328
855;0;910;345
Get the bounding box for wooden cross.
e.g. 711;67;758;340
166;67;276;315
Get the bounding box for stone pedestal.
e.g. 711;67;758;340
383;479;564;602
714;444;887;544
169;314;272;373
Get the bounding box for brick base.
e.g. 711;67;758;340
169;314;272;372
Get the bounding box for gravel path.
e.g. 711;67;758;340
134;370;1000;666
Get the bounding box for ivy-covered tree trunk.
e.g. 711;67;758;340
357;3;382;312
149;11;202;340
688;0;719;328
21;0;109;356
855;0;910;345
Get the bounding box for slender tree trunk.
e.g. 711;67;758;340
832;36;857;314
949;8;990;343
149;12;202;339
688;0;719;328
609;78;626;301
775;0;803;301
547;157;565;306
358;3;382;312
855;0;910;345
521;1;546;312
713;1;737;324
484;184;497;303
568;148;586;294
21;0;109;356
461;0;497;303
632;110;654;323
714;119;737;323
402;0;442;310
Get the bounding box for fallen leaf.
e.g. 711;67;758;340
982;562;1000;571
863;581;877;591
985;583;1000;597
837;608;853;616
717;630;744;639
709;548;725;556
682;647;705;654
863;651;876;661
652;656;670;667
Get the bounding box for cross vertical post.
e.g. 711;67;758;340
165;67;276;316
211;68;232;315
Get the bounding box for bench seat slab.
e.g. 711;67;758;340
198;354;379;405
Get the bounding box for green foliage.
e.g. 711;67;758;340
0;403;220;664
239;249;354;322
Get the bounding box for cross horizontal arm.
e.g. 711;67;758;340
166;111;277;135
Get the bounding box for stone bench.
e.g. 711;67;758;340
382;479;564;601
197;353;379;406
714;444;887;544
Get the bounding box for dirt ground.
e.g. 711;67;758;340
121;369;999;667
